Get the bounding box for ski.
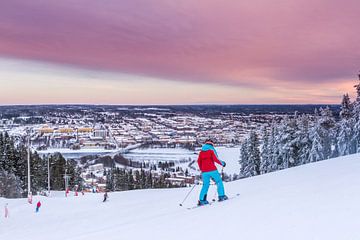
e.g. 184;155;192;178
186;193;240;210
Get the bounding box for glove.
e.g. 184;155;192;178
221;161;226;167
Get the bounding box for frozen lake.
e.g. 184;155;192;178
124;146;240;175
38;146;241;175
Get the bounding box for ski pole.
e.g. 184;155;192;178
179;183;197;206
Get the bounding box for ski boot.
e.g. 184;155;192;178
198;200;209;206
198;194;209;206
218;195;229;202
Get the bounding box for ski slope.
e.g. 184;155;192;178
1;154;360;240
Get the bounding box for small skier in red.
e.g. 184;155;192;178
36;201;41;213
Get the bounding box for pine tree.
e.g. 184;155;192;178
145;171;153;188
297;115;312;165
239;138;249;177
0;169;23;198
352;73;360;152
268;121;280;172
260;127;271;174
140;169;146;189
50;153;67;190
134;170;141;189
127;169;134;190
319;107;336;159
337;94;355;156
309;113;324;162
105;169;114;191
30;151;47;193
240;131;261;177
278;116;300;169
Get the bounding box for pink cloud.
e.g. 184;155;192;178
0;0;359;88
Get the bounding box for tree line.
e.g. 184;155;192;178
105;167;183;191
240;74;360;178
0;133;83;198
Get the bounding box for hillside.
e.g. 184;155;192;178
1;154;360;240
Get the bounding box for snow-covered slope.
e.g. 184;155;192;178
1;154;360;240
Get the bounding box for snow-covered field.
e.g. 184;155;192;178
1;153;359;240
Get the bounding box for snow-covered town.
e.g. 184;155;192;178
0;106;278;151
0;105;294;192
0;103;342;193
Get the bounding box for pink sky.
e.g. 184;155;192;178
0;0;359;104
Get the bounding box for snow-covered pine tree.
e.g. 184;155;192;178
279;115;302;169
260;126;271;174
309;110;324;162
0;169;23;198
273;117;287;170
309;107;335;162
297;115;312;165
319;107;336;159
337;94;355;156
239;137;249;177
241;131;261;177
351;73;360;152
268;121;279;172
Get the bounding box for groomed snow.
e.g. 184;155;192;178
1;153;360;240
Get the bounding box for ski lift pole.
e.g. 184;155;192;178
179;183;197;207
27;129;32;204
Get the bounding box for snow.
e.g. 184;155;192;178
216;146;240;175
1;153;360;240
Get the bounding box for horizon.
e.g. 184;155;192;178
0;0;359;105
0;103;343;107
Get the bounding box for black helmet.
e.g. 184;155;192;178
205;139;215;145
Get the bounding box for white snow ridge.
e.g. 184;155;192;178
1;153;360;240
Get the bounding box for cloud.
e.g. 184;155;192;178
0;0;359;90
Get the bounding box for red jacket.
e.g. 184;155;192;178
197;149;222;172
37;201;41;208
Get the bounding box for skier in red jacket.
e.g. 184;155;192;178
35;201;41;213
197;139;228;205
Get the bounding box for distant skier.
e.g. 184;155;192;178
28;194;33;204
35;201;41;213
103;192;108;202
197;139;228;206
4;203;9;218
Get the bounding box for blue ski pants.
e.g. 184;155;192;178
199;170;225;201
